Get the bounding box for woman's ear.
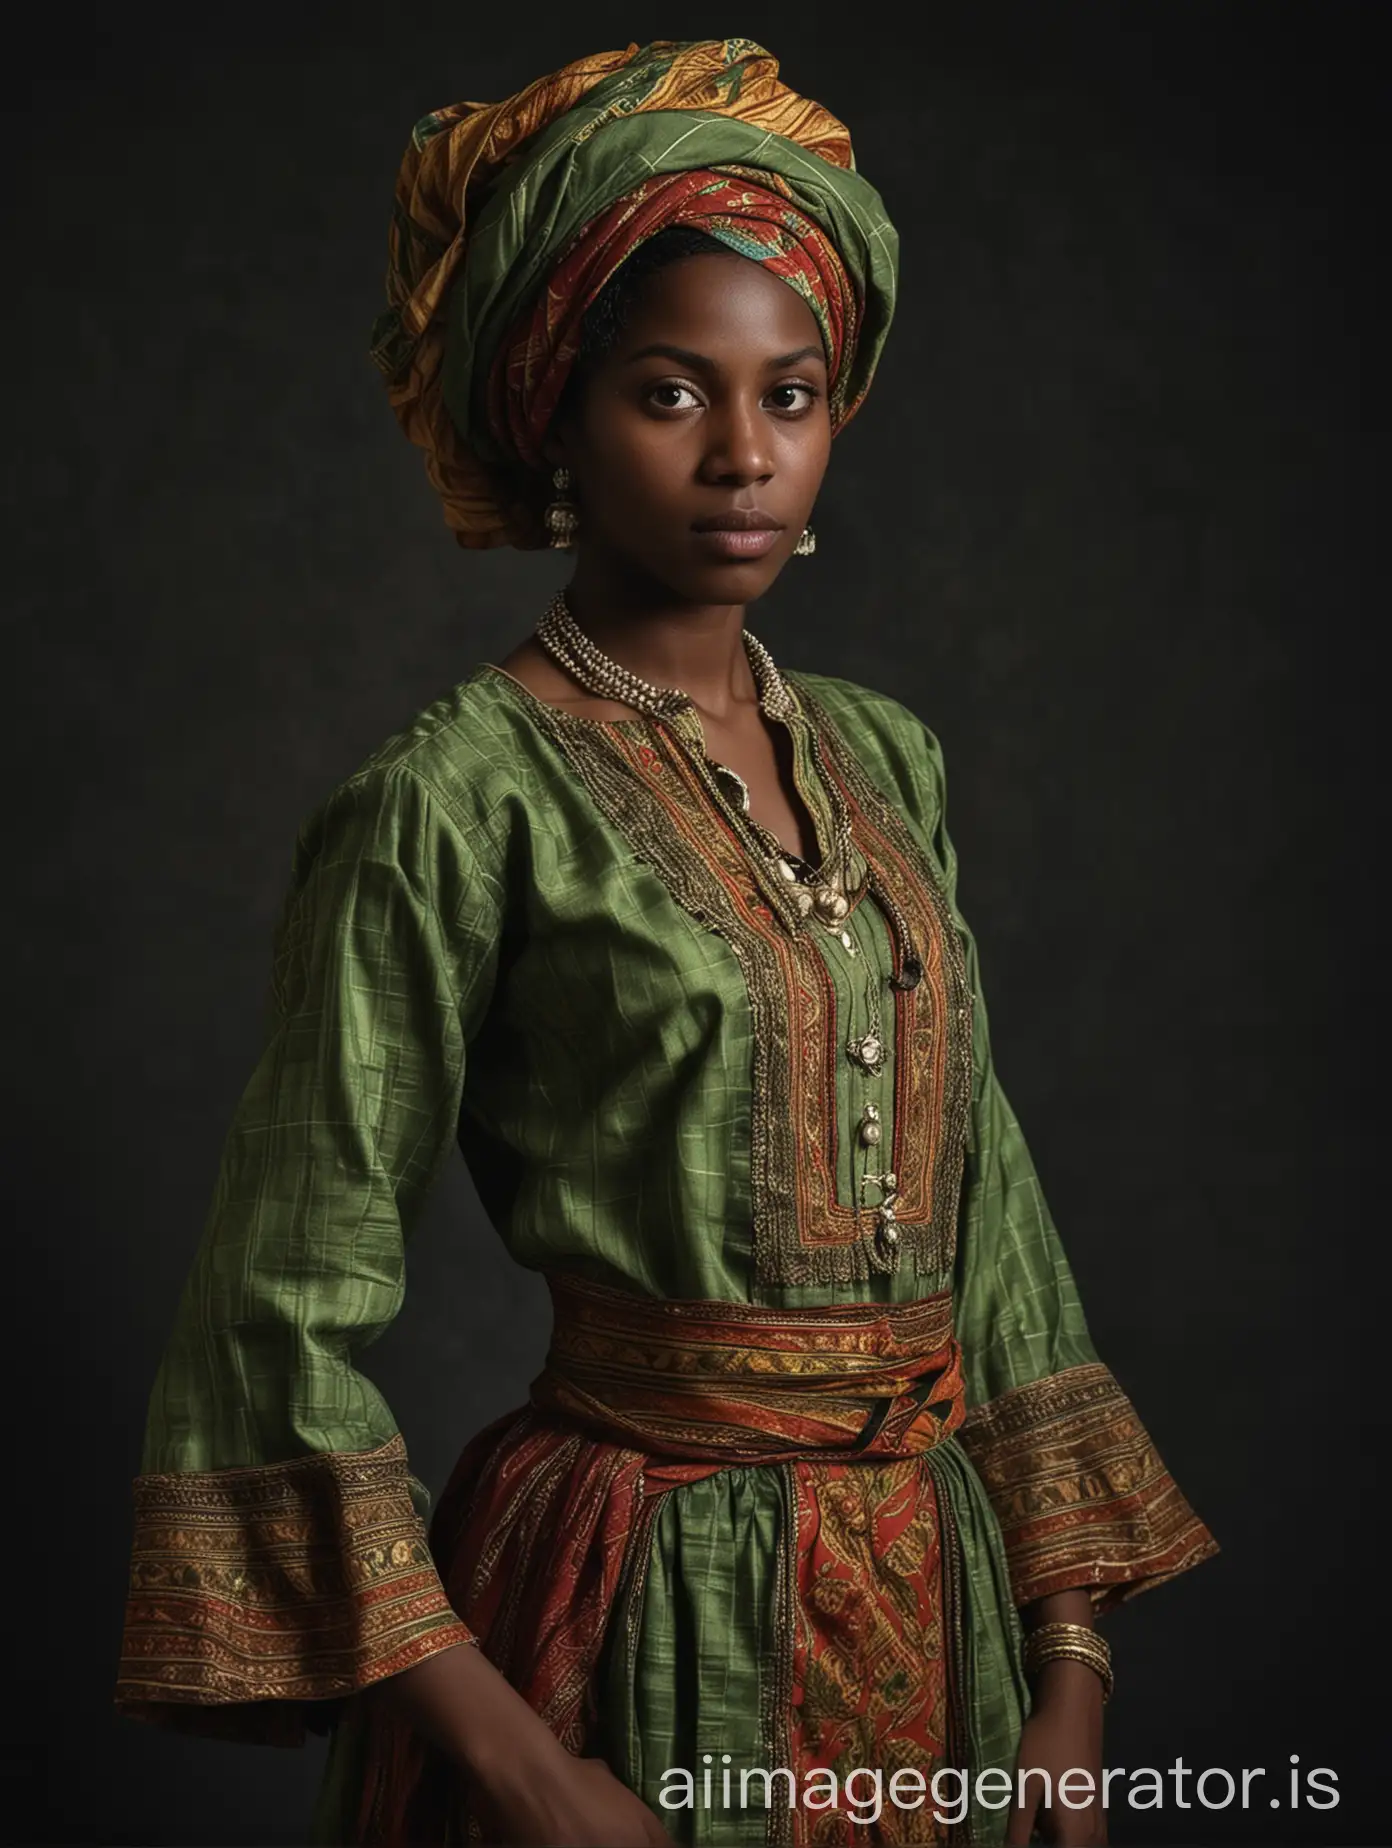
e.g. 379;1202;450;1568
541;423;572;471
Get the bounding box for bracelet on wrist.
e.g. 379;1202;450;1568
1021;1620;1113;1704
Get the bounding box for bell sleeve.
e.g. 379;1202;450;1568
114;760;503;1742
911;723;1218;1613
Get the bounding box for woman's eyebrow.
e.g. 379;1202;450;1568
624;342;826;370
625;342;710;369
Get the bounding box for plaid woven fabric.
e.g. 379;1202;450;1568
122;663;1214;1778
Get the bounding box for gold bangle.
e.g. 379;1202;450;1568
1023;1623;1111;1677
1024;1645;1113;1703
1024;1621;1110;1663
1022;1621;1114;1703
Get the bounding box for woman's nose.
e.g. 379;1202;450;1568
699;397;774;484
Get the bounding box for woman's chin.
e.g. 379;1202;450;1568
672;552;790;604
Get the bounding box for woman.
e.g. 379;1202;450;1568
115;39;1217;1848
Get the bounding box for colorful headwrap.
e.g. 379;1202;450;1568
370;39;899;549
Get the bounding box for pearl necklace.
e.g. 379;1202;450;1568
532;591;924;992
535;590;855;921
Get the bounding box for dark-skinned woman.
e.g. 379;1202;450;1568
115;39;1217;1848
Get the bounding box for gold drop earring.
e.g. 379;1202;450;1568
545;466;579;550
793;526;817;556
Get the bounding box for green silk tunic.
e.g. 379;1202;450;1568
127;659;1212;1845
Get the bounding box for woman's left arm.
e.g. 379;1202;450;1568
1008;1588;1107;1846
906;720;1218;1844
888;718;1219;1614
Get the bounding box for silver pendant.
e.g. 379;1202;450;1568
875;1207;902;1269
810;884;849;924
774;856;846;933
846;1029;887;1076
865;1170;902;1271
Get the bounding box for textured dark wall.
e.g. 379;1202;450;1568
5;4;1379;1843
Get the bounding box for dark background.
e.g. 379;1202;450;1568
5;3;1381;1843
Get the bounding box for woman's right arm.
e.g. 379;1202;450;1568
115;759;664;1844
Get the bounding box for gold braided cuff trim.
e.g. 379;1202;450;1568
115;1433;474;1742
958;1362;1219;1612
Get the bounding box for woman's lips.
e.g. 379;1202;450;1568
693;527;783;559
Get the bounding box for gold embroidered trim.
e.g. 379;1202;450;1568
793;680;976;1278
510;677;973;1286
958;1362;1220;1610
115;1433;473;1723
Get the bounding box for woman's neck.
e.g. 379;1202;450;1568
562;561;757;722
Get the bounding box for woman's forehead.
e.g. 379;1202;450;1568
609;254;829;362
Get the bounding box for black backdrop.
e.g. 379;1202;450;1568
5;4;1382;1844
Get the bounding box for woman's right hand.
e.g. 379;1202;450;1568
472;1742;670;1846
379;1636;669;1846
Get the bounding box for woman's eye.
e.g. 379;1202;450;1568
766;383;819;414
648;382;703;411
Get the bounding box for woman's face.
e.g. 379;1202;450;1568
551;252;833;605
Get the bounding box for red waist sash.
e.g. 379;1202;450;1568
358;1276;967;1844
529;1271;966;1462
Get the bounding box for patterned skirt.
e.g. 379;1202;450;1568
313;1277;1029;1848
